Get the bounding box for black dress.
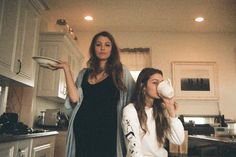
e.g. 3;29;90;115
73;71;119;157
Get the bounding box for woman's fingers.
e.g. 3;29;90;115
48;61;68;70
163;97;176;110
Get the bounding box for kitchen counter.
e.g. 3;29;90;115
189;135;236;144
0;130;58;143
189;135;236;157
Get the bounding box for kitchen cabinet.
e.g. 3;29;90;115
37;32;83;102
0;141;17;157
0;0;40;87
17;139;32;157
0;132;58;157
0;139;32;157
31;136;55;157
54;131;67;157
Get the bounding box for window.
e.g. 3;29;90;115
130;71;141;81
120;47;151;81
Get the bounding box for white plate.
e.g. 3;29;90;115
32;56;60;69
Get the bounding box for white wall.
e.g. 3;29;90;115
76;31;236;120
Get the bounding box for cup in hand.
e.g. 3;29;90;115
157;79;174;98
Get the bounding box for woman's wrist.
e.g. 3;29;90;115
63;64;71;73
168;109;177;117
166;103;177;117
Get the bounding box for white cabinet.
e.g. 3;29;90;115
0;141;17;157
17;139;32;157
0;139;32;157
37;32;83;102
0;0;40;87
31;136;56;157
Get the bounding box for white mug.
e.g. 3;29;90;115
157;79;174;98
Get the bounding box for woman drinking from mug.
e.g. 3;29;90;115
122;67;184;157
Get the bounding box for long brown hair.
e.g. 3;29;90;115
131;68;170;146
87;31;126;90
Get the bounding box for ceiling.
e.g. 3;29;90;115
42;0;236;34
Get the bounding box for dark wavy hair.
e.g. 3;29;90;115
87;31;126;90
131;67;170;146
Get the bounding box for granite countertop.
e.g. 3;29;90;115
189;134;236;144
0;130;59;143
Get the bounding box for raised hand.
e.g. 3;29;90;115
162;97;177;118
48;61;70;71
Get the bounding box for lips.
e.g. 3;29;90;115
97;52;108;57
96;51;110;59
98;52;107;55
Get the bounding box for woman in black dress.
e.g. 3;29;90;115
51;31;135;157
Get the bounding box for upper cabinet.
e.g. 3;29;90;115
0;0;41;87
37;32;83;102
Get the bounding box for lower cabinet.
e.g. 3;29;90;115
54;131;67;157
0;135;56;157
17;139;32;157
31;136;56;157
0;141;17;157
0;139;31;157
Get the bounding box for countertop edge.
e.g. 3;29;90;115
0;131;59;143
189;135;236;144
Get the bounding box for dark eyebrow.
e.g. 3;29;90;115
96;41;111;44
151;78;162;82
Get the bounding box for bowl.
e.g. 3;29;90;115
32;56;60;69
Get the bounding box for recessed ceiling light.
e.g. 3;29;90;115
195;17;204;22
84;16;93;21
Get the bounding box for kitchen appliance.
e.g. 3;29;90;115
44;109;60;126
57;111;69;129
180;114;215;135
227;122;236;136
214;127;229;136
35;109;68;129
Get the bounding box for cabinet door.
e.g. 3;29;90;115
14;0;39;86
0;0;19;73
31;136;55;157
68;52;80;81
0;0;39;87
0;141;17;157
31;144;51;157
54;131;67;157
37;42;66;102
17;139;32;157
37;32;83;102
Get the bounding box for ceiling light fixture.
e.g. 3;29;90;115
195;17;204;22
84;16;93;21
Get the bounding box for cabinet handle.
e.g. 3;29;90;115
63;84;67;95
16;59;22;74
18;148;25;157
